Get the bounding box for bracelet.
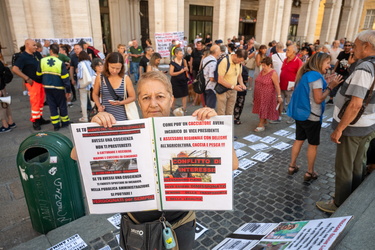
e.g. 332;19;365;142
277;95;282;97
25;77;30;81
326;86;332;92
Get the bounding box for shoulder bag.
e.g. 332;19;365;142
337;62;375;125
102;75;140;120
79;62;92;88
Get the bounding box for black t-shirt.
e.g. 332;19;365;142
14;51;42;82
184;54;192;71
70;53;79;80
86;47;96;59
191;49;203;71
335;51;351;78
270;46;277;55
139;56;149;73
204;38;212;48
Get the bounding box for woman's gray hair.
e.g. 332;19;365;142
356;30;375;49
174;47;183;54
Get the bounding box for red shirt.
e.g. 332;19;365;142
280;56;303;90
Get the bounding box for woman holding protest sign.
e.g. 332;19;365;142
84;71;238;249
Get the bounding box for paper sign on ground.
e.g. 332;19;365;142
233;169;243;178
107;213;121;229
236;149;250;158
287;133;296;140
243;134;262;143
99;246;111;250
274;130;292;137
322;122;331;128
289;124;296;129
248;143;270;152
71;116;234;213
260;136;279;144
234;223;278;235
326;117;333;122
195;222;209;240
46;234;87;250
271;142;292;151
214;216;352;250
213;239;259;250
239;158;257;170
251;152;272;162
234;141;247;150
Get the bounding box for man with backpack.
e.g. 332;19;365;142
202;45;221;108
216;49;247;115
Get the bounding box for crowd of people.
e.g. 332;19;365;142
1;29;375;249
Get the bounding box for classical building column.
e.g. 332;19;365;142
280;0;293;44
3;0;28;51
328;0;342;42
296;0;313;43
337;1;353;40
224;0;241;41
320;0;342;43
306;0;321;43
212;0;227;41
352;0;365;40
256;0;272;44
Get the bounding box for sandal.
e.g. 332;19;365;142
304;172;319;181
254;126;265;132
234;120;242;125
288;165;300;175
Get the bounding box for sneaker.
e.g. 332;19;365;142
270;117;282;124
8;123;17;129
23;90;28;96
54;126;60;131
67;102;73;107
0;126;11;133
326;99;334;105
316;200;338;214
79;117;88;122
286;117;295;124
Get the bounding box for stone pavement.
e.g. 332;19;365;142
1;74;372;249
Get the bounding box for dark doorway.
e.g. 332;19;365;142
100;0;112;53
140;1;150;49
239;23;256;40
189;5;213;44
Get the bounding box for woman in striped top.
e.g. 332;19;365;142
92;52;136;121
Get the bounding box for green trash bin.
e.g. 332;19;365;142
17;132;85;234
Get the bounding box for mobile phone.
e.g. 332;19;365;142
108;100;118;102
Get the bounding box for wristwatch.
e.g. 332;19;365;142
231;85;235;89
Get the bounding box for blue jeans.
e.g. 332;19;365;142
131;62;140;83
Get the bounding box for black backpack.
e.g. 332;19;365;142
0;61;13;90
192;60;215;94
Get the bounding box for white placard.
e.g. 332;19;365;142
326;117;333;122
248;143;270;152
99;246;111;250
251;152;272;162
107;213;121;229
289;124;296;129
260;136;278;144
236;149;250;159
195;222;209;240
287;81;295;91
154;32;184;57
238;158;257;170
287;133;296;140
46;234;87;250
234;141;247;150
243;134;262;143
235;223;279;235
33;37;93;47
322;122;331;128
273;130;292;137
233;169;243;178
271;142;292;151
213;239;259;250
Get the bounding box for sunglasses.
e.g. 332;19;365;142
344;44;352;47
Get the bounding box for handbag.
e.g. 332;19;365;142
214;82;231;94
79;62;92;88
245;57;255;70
123;75;140;120
337;62;375;125
102;75;139;120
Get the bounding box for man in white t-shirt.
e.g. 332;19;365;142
202;45;221;108
272;42;286;79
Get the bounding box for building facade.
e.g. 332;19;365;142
1;0;374;62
